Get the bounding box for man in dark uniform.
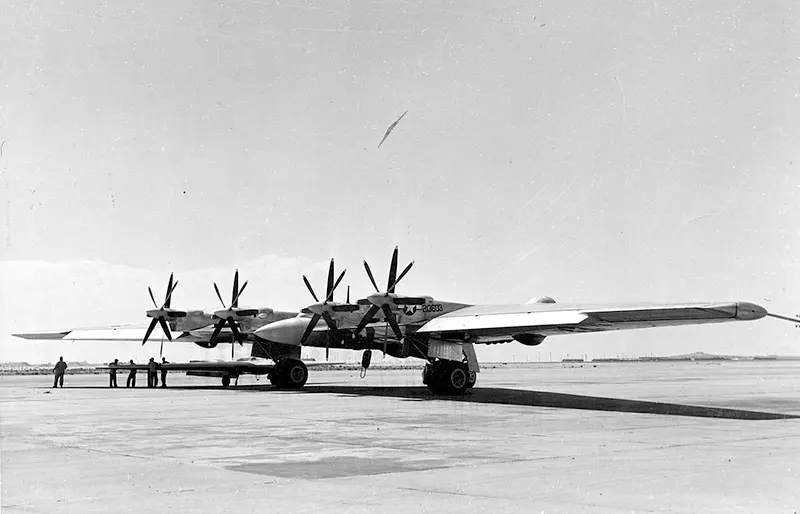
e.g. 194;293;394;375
109;358;119;388
147;358;158;388
53;356;67;388
160;357;169;388
126;359;137;388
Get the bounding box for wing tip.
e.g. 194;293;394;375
12;331;71;340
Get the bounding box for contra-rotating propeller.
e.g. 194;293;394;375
209;269;259;357
300;258;359;347
352;246;426;341
143;273;186;346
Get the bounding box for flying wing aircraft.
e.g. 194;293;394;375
13;248;800;395
254;247;800;394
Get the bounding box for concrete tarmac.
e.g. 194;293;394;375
2;361;799;513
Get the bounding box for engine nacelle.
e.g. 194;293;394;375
512;333;546;346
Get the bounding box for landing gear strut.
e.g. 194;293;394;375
422;360;476;395
268;359;308;389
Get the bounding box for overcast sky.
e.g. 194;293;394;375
1;0;798;364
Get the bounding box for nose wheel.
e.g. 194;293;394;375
422;360;475;395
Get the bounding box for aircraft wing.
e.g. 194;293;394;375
99;361;274;373
13;326;227;343
414;301;769;341
13;325;150;341
98;360;336;374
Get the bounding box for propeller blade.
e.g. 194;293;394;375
381;304;404;341
214;283;226;308
353;304;380;336
228;318;243;345
158;317;173;341
326;259;335;302
326;270;346;302
393;297;427;305
364;261;380;293
347;285;350;304
232;270;239;307
148;287;158;309
233;280;248;307
160;338;164;359
387;246;399;292
300;314;321;345
303;275;319;302
389;261;414;293
321;311;340;336
209;320;226;343
164;280;179;309
143;318;159;345
165;273;174;307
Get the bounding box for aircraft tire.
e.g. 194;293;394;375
221;376;231;388
271;359;308;389
422;363;434;385
284;359;308;389
466;368;477;389
268;373;282;387
426;361;468;395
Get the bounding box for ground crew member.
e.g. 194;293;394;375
160;357;169;388
147;358;158;388
126;359;137;387
109;358;119;388
52;356;67;388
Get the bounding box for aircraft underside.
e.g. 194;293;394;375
248;331;480;395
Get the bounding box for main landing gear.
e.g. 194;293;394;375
268;359;308;389
422;359;477;395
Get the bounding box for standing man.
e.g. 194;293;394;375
160;357;169;388
109;359;119;388
126;360;137;388
147;358;158;388
52;356;67;388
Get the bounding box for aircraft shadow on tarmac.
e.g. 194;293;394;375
150;383;798;420
296;386;798;420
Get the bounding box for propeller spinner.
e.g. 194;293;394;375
143;273;187;346
352;246;426;341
